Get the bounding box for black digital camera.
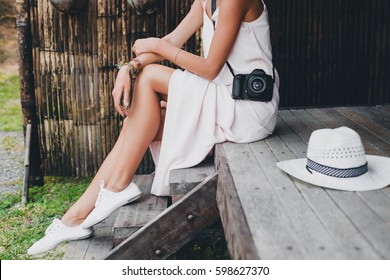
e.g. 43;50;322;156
232;69;274;102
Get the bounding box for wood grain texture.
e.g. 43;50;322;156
113;174;168;246
170;156;215;195
215;107;390;259
105;173;219;260
215;144;259;259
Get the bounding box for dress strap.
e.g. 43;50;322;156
211;0;216;15
211;0;217;29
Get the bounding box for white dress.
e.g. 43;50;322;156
149;0;280;196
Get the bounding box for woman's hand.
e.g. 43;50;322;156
111;65;131;117
132;38;161;56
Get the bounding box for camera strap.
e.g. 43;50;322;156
211;0;275;82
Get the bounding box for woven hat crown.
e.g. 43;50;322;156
306;127;367;169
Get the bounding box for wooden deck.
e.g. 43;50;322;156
216;105;390;259
64;105;390;260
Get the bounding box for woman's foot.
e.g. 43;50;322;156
81;180;142;229
27;219;93;256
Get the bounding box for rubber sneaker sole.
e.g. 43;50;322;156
28;230;93;256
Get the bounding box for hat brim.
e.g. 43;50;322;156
276;155;390;191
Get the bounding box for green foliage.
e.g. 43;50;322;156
0;73;22;131
0;177;91;260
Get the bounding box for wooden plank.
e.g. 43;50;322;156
278;109;390;259
282;107;390;208
269;117;381;259
113;175;168;246
382;187;390;199
249;137;346;259
306;108;390;156
84;227;114;260
215;144;259;260
273;118;379;258
328;190;390;259
62;238;92;260
352;106;390;131
218;139;347;259
320;108;390;154
357;190;390;226
278;110;313;142
170;156;215;195
105;173;220;260
265;137;379;259
378;105;390;112
305;108;340;128
289;109;326;131
334;107;390;145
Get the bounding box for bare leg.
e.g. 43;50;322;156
61;65;174;226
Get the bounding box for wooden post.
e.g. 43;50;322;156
16;0;44;186
22;123;32;205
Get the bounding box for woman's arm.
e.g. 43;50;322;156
134;0;204;67
112;0;204;116
134;0;251;81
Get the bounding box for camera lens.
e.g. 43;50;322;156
248;76;266;96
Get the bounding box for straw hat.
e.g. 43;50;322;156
276;127;390;191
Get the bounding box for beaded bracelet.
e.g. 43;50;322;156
114;61;135;77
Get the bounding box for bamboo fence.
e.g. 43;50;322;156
268;0;390;107
20;0;389;177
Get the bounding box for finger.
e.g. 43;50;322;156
112;89;125;117
116;104;124;117
123;80;131;109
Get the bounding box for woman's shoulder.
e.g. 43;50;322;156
219;0;264;22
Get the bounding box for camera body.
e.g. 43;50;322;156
232;69;274;102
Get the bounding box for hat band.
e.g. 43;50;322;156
306;158;368;178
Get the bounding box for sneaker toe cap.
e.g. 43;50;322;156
27;239;53;256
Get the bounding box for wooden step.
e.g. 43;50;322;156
105;173;219;260
169;156;215;203
63;174;168;260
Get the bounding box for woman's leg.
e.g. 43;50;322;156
61;65;174;226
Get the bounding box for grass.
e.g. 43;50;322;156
1;134;22;152
0;73;23;132
0;176;91;260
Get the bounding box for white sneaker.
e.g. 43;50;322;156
81;180;142;229
27;219;93;256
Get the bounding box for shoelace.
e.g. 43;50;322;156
45;219;61;236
